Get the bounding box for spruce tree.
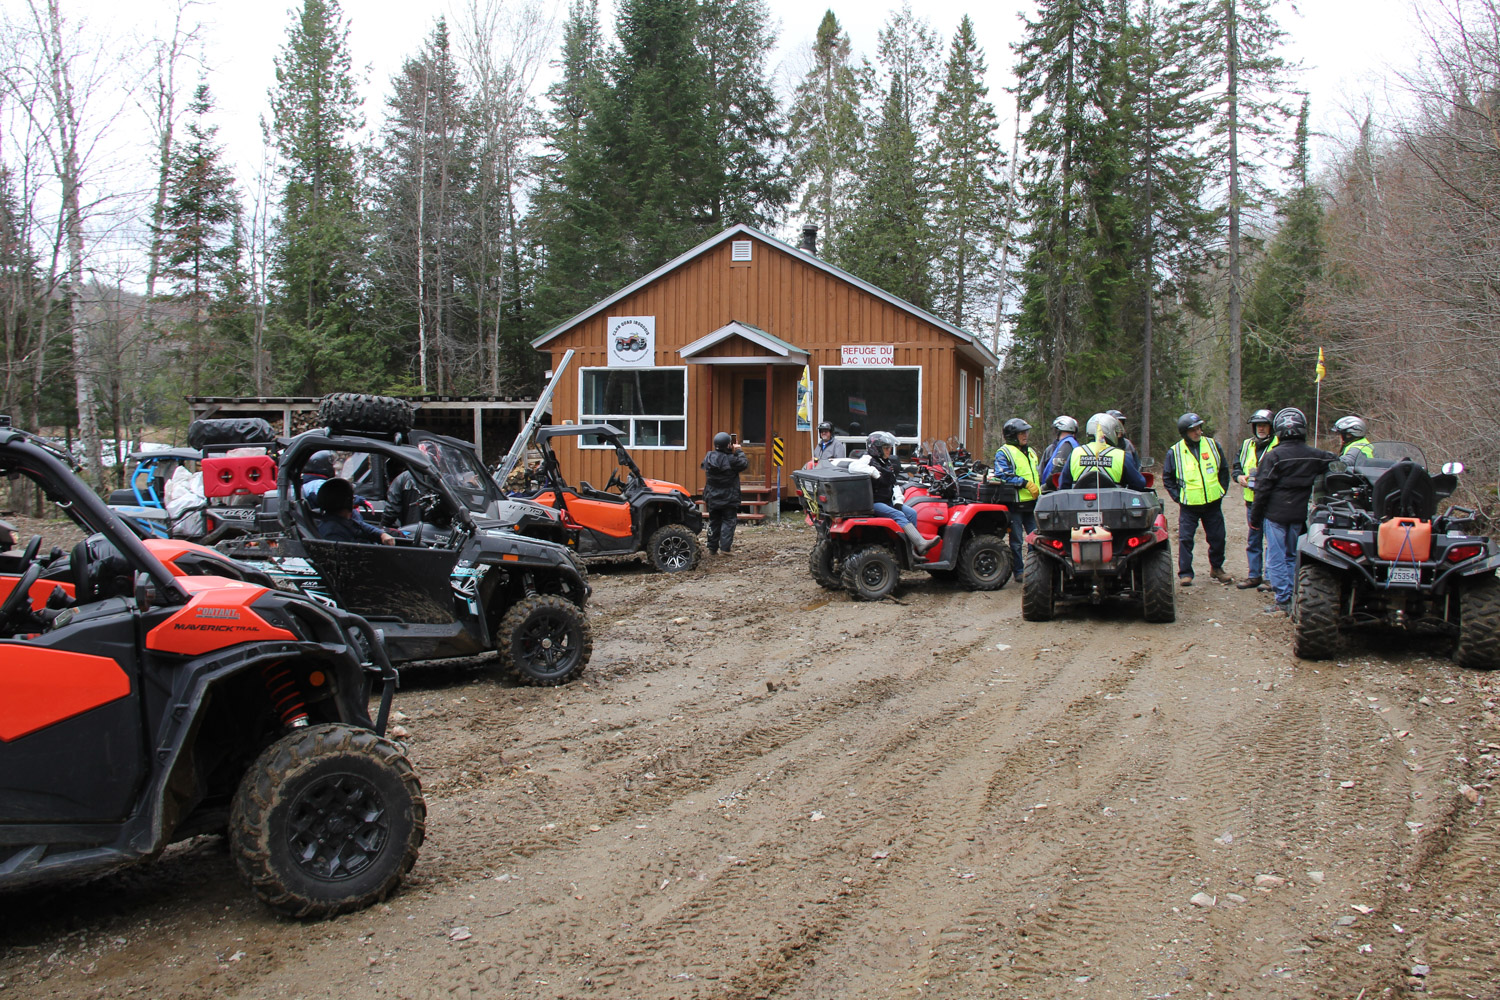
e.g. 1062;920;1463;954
698;0;788;228
157;83;243;398
835;74;933;307
266;0;374;393
786;11;868;243
929;16;1005;331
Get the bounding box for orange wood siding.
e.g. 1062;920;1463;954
544;237;987;493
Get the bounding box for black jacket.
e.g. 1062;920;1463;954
384;470;423;529
701;448;750;509
869;453;900;506
1249;440;1335;528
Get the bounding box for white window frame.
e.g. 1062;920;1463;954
578;365;689;451
959;375;968;447
817;364;923;447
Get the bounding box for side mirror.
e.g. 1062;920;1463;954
1328;459;1348;475
1442;461;1465;475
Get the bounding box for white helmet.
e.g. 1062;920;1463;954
1052;415;1078;435
1084;412;1123;447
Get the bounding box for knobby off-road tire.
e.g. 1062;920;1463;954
1141;545;1176;623
956;533;1012;591
1293;561;1343;660
497;593;592;685
317;393;414;435
230;724;425;919
842;545;899;601
1020;549;1055;621
647;523;700;573
1453;573;1500;670
808;538;844;590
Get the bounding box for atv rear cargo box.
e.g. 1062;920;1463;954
959;479;1018;504
1035;488;1161;532
793;467;875;516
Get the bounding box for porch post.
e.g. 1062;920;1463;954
764;363;773;487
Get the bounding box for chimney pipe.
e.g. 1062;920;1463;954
800;223;818;256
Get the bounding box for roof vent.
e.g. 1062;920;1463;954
800;223;818;256
731;239;752;262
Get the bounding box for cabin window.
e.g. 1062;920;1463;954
579;367;688;449
819;366;921;445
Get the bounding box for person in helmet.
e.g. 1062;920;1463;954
1039;415;1080;493
1333;415;1374;462
992;418;1042;580
300;449;339;504
1106;409;1138;462
1249;407;1334;614
811;420;846;468
1231;408;1279;591
1058;412;1149;490
314;478;396;545
850;430;938;556
701;431;749;556
1162;412;1233;586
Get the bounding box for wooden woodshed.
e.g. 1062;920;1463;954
532;223;999;502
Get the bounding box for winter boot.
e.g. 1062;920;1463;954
901;522;939;558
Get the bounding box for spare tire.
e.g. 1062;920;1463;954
188;417;276;450
318;393;413;435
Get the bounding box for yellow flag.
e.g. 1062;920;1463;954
1315;347;1326;384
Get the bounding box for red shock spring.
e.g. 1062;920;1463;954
262;662;309;728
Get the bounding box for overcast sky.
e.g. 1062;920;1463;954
69;0;1423;228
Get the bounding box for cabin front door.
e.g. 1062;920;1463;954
714;368;772;486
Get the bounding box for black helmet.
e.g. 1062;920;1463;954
1084;412;1123;447
1249;408;1274;426
713;431;732;452
1106;409;1127;424
866;430;897;456
817;421;834;435
1272;407;1308;440
1177;412;1205;437
1052;415;1078;436
1333;415;1367;441
305;450;337;478
317;477;356;514
1002;417;1032;443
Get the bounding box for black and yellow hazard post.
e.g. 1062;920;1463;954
772;435;785;524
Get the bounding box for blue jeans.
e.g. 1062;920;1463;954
1008;507;1037;579
1245;503;1265;579
1177;500;1227;577
1263;519;1304;605
873;501;915;527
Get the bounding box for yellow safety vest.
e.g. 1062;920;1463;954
1171;438;1226;506
1237;435;1278;502
1069;442;1125;487
1001;444;1040;502
1343;438;1374;461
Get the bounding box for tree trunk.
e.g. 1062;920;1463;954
1225;0;1243;437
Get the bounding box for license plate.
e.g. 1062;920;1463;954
1388;566;1420;585
1076;511;1103;526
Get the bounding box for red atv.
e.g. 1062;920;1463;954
793;465;1013;601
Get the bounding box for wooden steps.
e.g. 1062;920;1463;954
697;484;780;522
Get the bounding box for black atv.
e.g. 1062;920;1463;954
1021;485;1175;622
511;423;705;573
222;394;593;686
0;425;423;918
1292;442;1500;667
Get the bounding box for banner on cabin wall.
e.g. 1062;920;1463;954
796;366;813;431
607;316;656;367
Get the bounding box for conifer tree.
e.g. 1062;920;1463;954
786;10;868;243
266;0;374;393
698;0;788;228
929;16;1005;331
157;83;244;397
836;74;933;307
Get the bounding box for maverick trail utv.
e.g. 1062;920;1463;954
1292;442;1500;667
1021;482;1174;623
222;394;593;685
512;423;705;572
793;460;1013;602
0;426;423;918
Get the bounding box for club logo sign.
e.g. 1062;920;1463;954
607;316;655;367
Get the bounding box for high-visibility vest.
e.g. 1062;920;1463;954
1343;438;1375;461
1171;438;1226;505
1001;444;1040;502
1069;442;1125;487
1237;435;1278;502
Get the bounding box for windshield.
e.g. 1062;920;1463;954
416;436;504;513
1348;441;1427;471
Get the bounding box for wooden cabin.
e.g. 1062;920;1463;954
531;223;998;504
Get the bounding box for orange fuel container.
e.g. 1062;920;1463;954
1377;518;1431;562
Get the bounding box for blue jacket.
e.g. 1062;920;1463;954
1040;435;1078;484
991;446;1031;487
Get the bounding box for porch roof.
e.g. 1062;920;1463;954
678;321;810;365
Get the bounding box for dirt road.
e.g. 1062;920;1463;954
3;516;1499;999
